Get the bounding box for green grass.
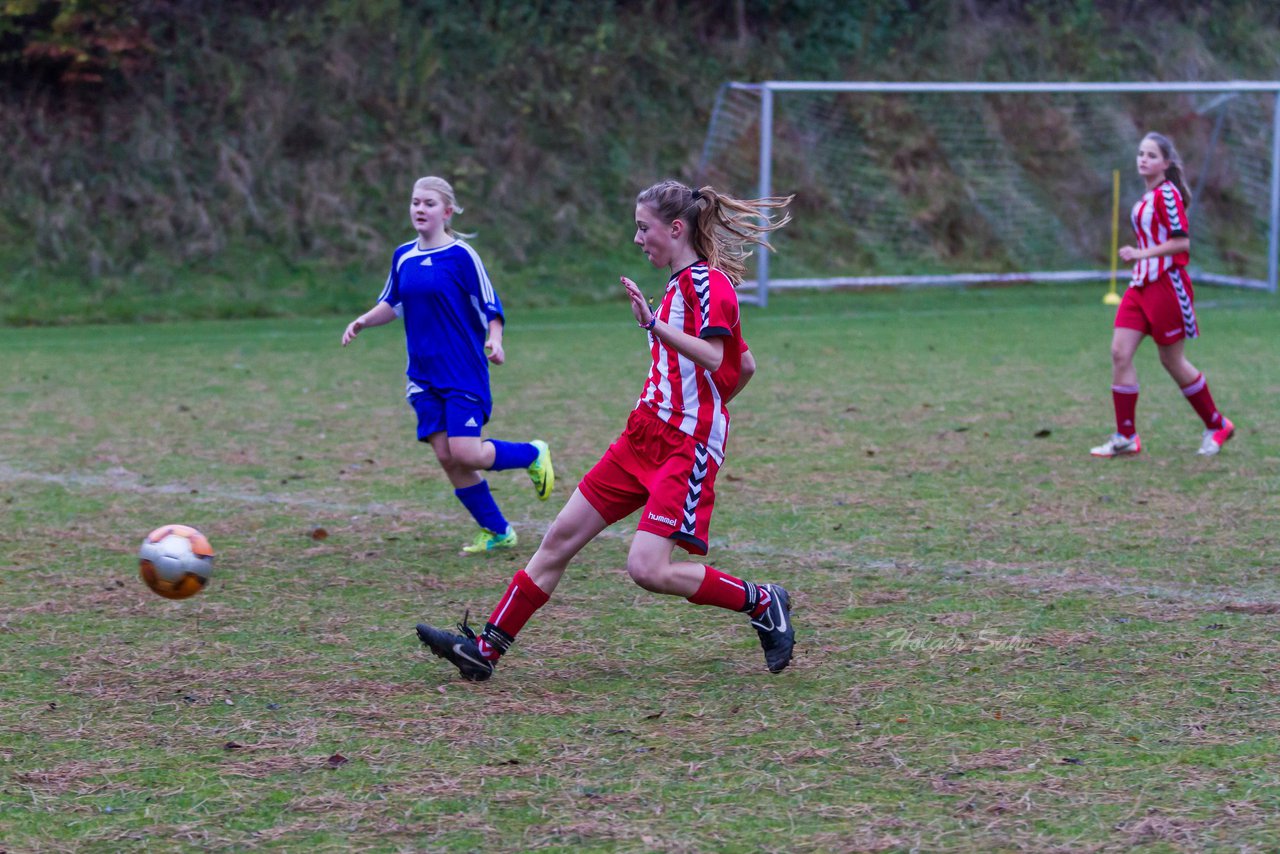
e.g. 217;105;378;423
3;283;1279;851
0;243;644;326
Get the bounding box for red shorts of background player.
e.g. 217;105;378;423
1114;267;1199;344
578;406;721;556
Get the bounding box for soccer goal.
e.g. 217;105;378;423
697;81;1280;305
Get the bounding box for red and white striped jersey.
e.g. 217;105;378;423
1130;179;1190;287
636;261;747;464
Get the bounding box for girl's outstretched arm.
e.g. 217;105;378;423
342;301;398;346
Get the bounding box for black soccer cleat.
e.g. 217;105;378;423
750;584;795;673
415;613;495;682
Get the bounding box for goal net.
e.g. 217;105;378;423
697;81;1280;305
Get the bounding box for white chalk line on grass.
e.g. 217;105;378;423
0;461;411;517
3;461;1275;608
0;460;588;545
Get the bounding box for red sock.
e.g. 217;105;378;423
476;569;549;660
687;566;771;617
1112;384;1139;437
1180;374;1223;429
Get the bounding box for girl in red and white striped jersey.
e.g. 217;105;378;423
416;179;799;679
1091;132;1235;459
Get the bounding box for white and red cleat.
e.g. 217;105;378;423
1197;417;1235;456
1091;433;1142;458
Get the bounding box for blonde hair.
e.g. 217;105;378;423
1143;132;1192;207
413;176;476;238
635;180;793;285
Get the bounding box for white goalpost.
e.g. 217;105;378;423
697;81;1280;306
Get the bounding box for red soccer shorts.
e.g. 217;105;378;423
1114;268;1199;344
578;406;720;555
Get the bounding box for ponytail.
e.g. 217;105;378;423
1144;132;1192;207
635;180;793;285
1164;163;1191;208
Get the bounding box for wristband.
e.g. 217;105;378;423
640;316;657;330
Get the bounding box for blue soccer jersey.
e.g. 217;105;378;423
378;239;504;410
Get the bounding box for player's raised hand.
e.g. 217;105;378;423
621;276;652;327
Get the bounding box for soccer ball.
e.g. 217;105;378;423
138;524;214;600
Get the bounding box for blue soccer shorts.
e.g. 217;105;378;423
408;386;490;441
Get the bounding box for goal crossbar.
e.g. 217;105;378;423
706;80;1280;305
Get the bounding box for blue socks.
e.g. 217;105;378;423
486;439;538;471
454;481;509;534
453;441;537;533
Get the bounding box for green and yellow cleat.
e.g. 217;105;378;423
528;439;554;500
461;525;518;555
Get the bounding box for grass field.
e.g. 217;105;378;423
2;284;1279;852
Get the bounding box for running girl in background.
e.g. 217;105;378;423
1091;132;1235;458
342;176;554;553
416;179;797;679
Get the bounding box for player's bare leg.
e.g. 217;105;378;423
1158;340;1234;455
417;489;608;679
432;434;517;553
1093;327;1145;457
627;531;794;673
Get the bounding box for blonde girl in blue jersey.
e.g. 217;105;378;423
342;176;554;553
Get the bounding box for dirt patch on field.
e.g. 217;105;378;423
10;759;151;796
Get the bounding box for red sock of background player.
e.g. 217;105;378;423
687;566;772;618
1112;384;1139;438
476;569;550;661
1180;373;1223;429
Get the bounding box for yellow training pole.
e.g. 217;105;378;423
1104;169;1122;305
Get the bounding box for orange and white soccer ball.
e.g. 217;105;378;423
138;525;214;600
